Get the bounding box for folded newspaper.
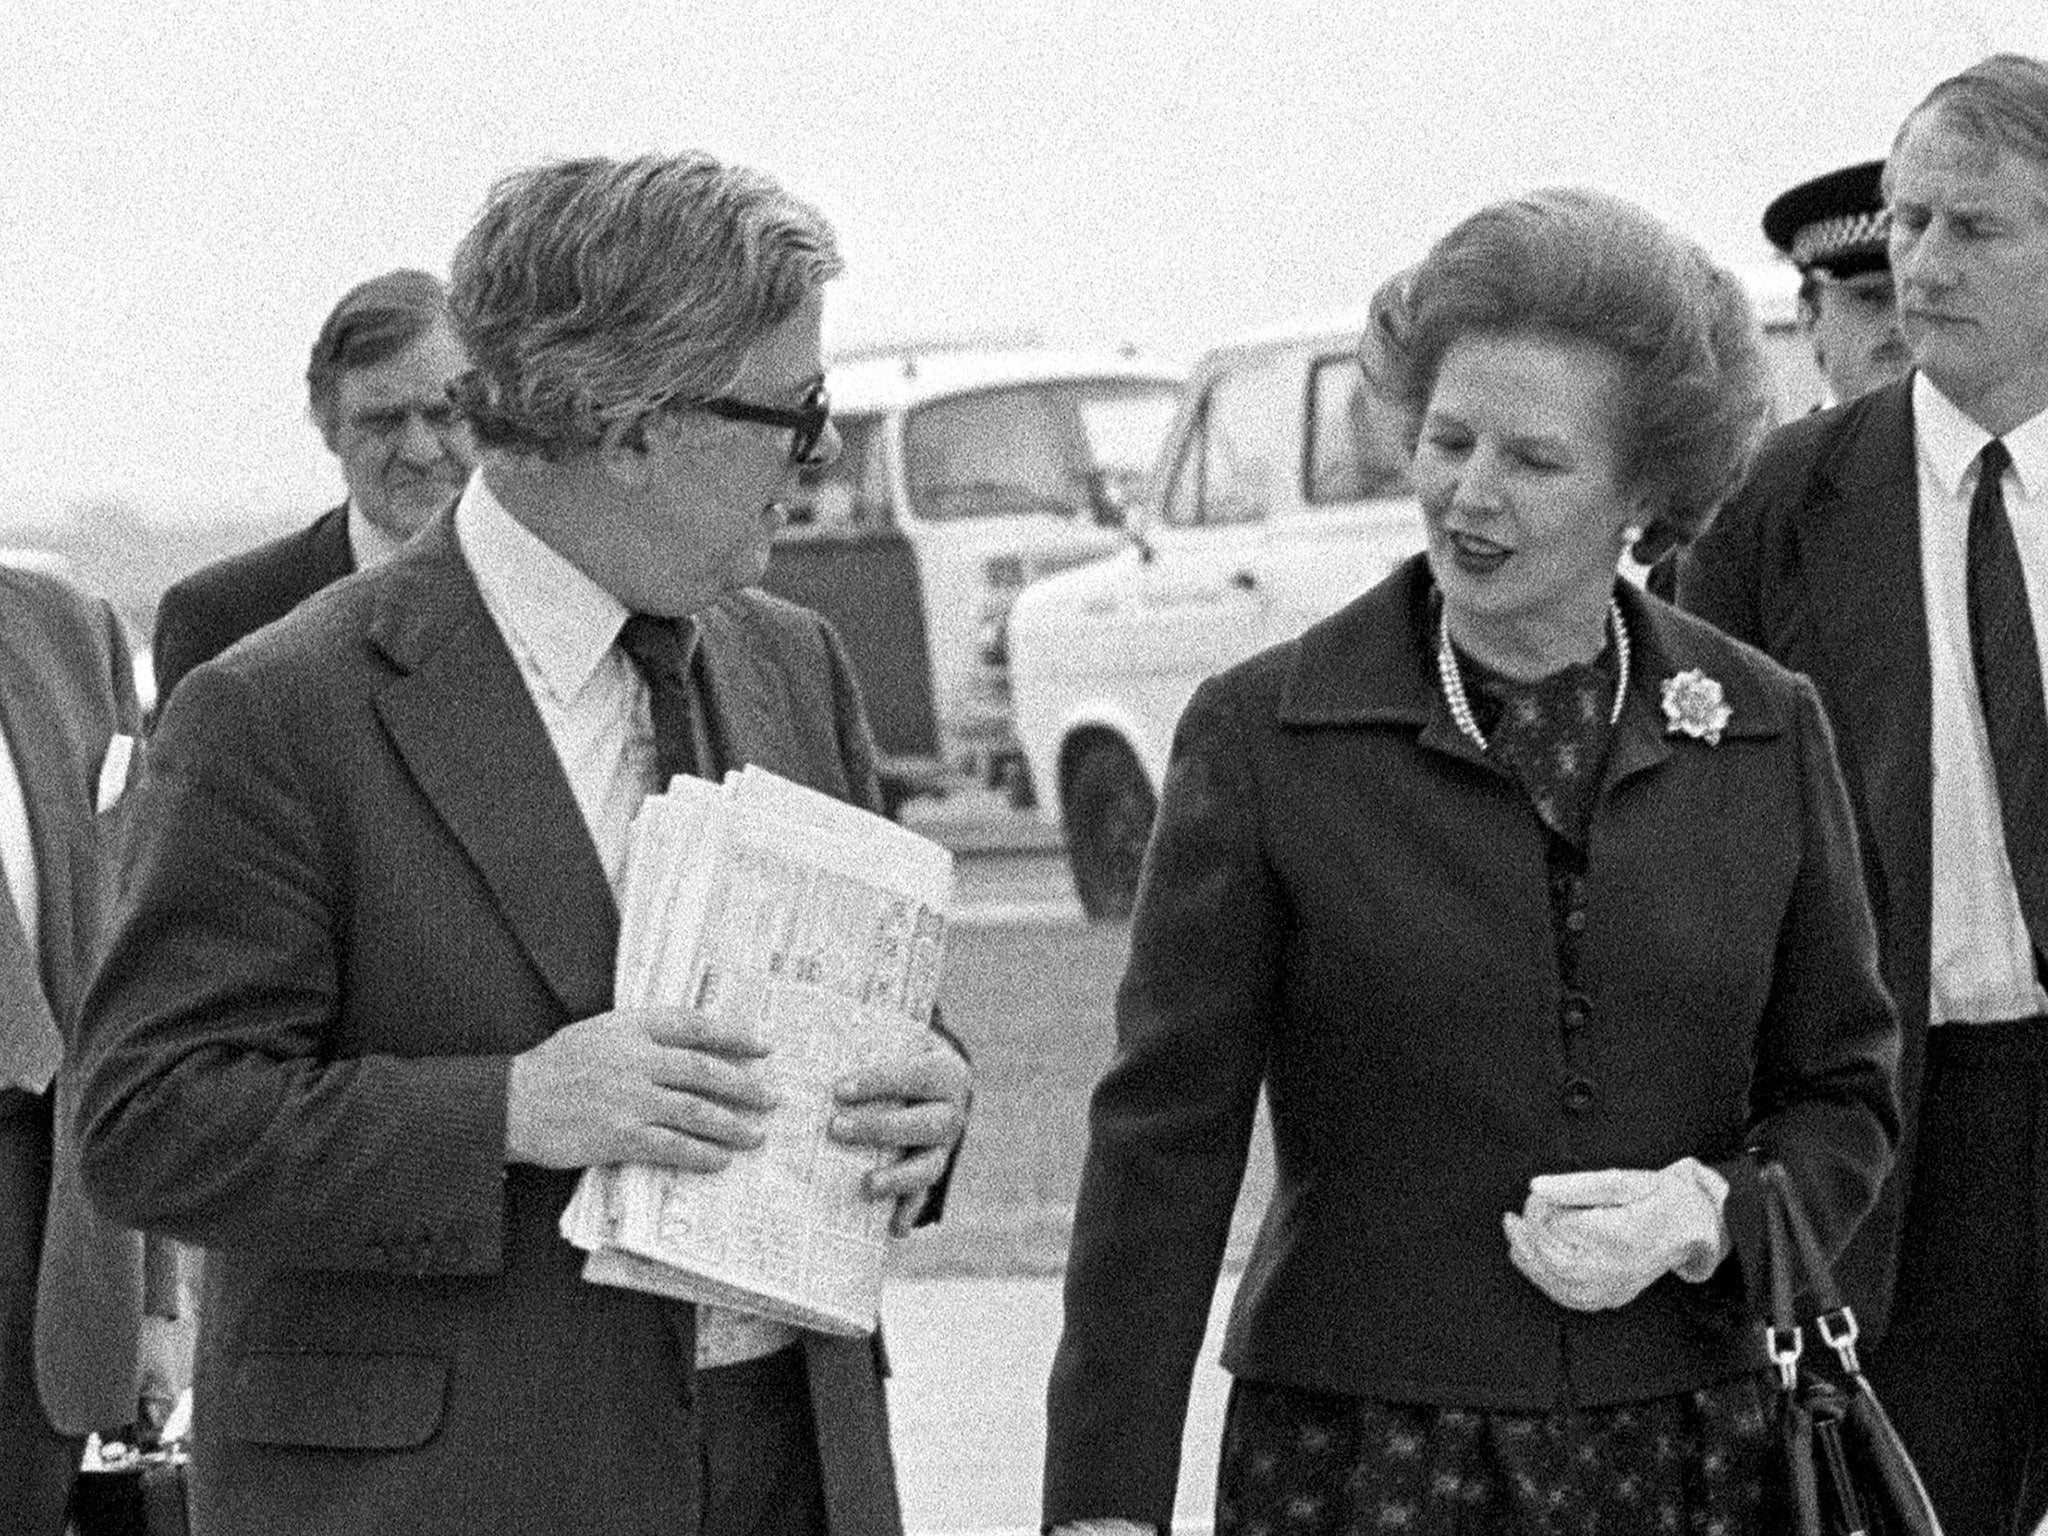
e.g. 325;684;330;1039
559;766;952;1335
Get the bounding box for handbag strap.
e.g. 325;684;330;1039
1759;1160;1864;1376
1762;1171;1804;1389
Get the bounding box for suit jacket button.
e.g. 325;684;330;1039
1562;1076;1597;1114
1560;992;1592;1032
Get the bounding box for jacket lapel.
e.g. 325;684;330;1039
368;515;619;1020
1601;585;1787;796
1276;556;1787;796
0;598;87;1016
1787;379;1929;895
1280;554;1503;777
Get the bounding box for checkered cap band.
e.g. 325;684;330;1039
1791;209;1890;267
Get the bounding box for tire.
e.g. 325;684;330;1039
1062;740;1157;923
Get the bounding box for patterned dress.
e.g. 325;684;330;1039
1213;635;1782;1536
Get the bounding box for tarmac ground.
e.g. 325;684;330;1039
881;789;1236;1534
882;1272;1241;1536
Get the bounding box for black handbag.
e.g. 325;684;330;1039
70;1443;191;1536
1759;1160;1942;1536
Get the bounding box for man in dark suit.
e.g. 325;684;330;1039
150;267;473;704
0;565;145;1531
77;153;971;1536
1682;53;2048;1535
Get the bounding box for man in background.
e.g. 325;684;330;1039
78;151;970;1536
150;267;472;705
1763;157;1911;408
0;565;146;1532
1684;54;2048;1533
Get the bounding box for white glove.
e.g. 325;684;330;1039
1502;1157;1730;1312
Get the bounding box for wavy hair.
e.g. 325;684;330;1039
1896;53;2048;175
1362;187;1774;561
448;153;842;459
306;268;452;444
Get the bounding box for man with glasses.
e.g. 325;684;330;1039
150;268;474;707
1763;158;1911;409
76;153;970;1536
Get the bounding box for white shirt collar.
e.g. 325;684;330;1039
454;471;629;704
345;500;413;571
1913;371;2048;500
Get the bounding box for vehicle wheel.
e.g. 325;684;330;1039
1063;740;1157;923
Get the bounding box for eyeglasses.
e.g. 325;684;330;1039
691;378;832;463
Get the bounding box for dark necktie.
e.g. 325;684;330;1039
616;614;704;790
0;855;61;1093
1964;437;2048;971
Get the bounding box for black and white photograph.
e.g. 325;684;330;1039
5;3;2048;1532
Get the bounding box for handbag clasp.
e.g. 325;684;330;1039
1817;1305;1862;1375
1766;1322;1804;1389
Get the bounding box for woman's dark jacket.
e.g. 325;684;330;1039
1042;555;1901;1528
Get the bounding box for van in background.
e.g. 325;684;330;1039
1007;266;1818;919
758;346;1183;814
1006;309;1421;918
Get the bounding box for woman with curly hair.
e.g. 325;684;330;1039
1042;187;1902;1535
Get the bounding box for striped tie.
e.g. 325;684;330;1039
616;614;704;790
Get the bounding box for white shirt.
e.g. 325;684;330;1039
1913;373;2048;1022
346;500;414;573
454;472;795;1367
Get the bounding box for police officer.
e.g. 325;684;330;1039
1763;158;1910;407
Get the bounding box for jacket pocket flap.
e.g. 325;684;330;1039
225;1350;450;1449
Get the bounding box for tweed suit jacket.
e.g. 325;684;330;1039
150;502;354;707
1043;556;1900;1529
1678;376;1951;1336
0;566;143;1434
77;511;913;1536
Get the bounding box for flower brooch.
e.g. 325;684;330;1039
1661;669;1731;745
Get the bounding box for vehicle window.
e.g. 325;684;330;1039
1305;355;1412;504
903;380;1179;524
778;415;888;540
1165;355;1287;528
1075;389;1179;523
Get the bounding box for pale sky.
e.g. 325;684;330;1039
5;0;2045;525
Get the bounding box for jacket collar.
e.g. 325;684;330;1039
365;512;620;1024
1278;553;1787;785
0;596;82;1002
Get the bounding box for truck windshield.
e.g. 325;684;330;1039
778;414;889;539
904;380;1179;525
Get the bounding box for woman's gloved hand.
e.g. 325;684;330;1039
1501;1157;1730;1312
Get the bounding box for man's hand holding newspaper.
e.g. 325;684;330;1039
555;766;968;1333
506;1007;775;1172
830;1041;971;1234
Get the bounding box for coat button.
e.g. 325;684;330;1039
1562;1076;1597;1114
1560;992;1592;1031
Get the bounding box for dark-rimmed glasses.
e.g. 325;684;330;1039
691;378;831;463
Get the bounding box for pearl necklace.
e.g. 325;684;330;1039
1436;599;1630;753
